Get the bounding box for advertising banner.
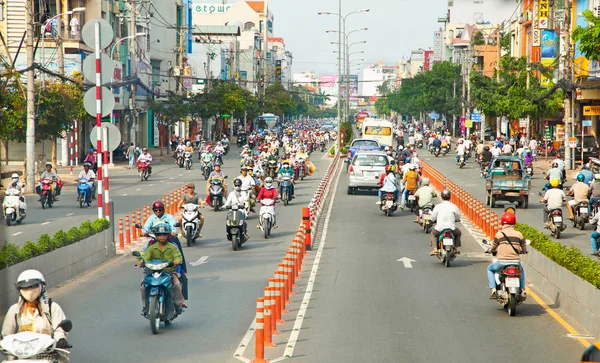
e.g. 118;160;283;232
540;30;557;86
538;0;549;29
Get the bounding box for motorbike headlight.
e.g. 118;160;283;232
146;262;169;270
12;337;40;357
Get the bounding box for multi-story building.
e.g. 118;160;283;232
361;62;397;97
448;0;521;25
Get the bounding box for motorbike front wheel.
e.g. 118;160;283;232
507;293;517;316
213;198;219;212
79;193;85;209
186;226;193;247
41;194;47;209
262;218;269;239
232;233;240;251
149;295;161;334
5;213;12;226
283;192;289;206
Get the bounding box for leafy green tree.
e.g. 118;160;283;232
572;10;600;61
262;83;295;118
148;91;189;154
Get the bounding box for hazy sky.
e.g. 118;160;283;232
268;0;449;75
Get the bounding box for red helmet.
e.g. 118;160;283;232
152;200;165;211
500;212;516;225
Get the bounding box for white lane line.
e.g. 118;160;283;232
277;161;342;361
41;222;50;226
11;232;22;236
65;213;74;217
148;184;154;187
232;321;255;363
136;188;141;191
122;194;128;196
169;177;174;180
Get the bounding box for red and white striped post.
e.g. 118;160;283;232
69;127;74;175
102;127;110;220
74;120;79;167
94;22;104;219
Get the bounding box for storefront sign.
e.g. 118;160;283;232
194;3;232;13
569;137;577;148
583;105;600;116
583;119;593;127
538;0;549;29
532;1;541;46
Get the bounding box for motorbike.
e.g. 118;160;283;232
441;145;449;156
546;208;566;238
181;203;201;246
457;154;466;169
258;198;277;239
493;263;527;316
420;205;433;233
132;252;181;334
77;178;92;209
209;177;226;211
176;151;184;168
138;161;150;181
525;163;534;177
223;142;230;155
480;162;491;179
237;133;246;147
214;151;224;165
436;229;457;267
39;178;55;209
202;160;212;180
380;191;398;217
433;146;441;157
226;204;248;251
297;159;306;181
267;160;278;178
416;139;424;149
184;152;193;170
591;200;600;219
3;187;26;226
279;175;293;206
0;320;73;362
572;200;589;230
406;190;418;213
319;141;326;152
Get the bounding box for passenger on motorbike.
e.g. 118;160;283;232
178;183;205;237
414;178;437;224
136;223;186;316
237;167;256;212
84;148;97;171
377;165;399;205
137;148;153;175
256;177;279;229
142;200;180;238
224;179;249;238
578;163;595;185
543;162;563;192
1;269;71;351
429;189;462;256
184;141;194;154
541;179;566;227
487;212;527;299
77;162;96;201
588;174;600;216
567;173;591;219
552;154;566;181
36;163;62;201
432;137;442;152
401;164;420;209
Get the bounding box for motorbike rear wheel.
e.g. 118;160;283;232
423;221;429;233
386;207;392;217
507;293;517;316
554;227;561;239
149;295;161;334
444;248;452;267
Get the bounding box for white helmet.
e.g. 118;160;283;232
264;177;273;184
186;141;191;146
11;173;19;179
17;269;45;289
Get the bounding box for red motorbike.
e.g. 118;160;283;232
138;161;150;181
39;178;55;209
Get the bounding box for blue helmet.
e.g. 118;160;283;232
405;157;411;163
577;173;585;182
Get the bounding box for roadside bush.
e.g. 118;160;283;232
329;146;335;156
0;218;111;270
341;146;348;155
515;223;600;289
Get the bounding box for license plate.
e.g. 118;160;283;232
386;200;393;207
505;278;520;288
443;238;453;246
422;214;431;220
408;195;416;201
554;216;563;223
580;207;588;214
364;171;378;177
584;148;590;152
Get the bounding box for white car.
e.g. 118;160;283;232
347;151;390;194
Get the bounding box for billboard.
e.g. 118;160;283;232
340;74;358;97
423;50;434;71
319;74;338;88
433;31;442;62
541;30;557;86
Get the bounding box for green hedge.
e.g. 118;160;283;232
0;218;110;270
329;145;336;156
515;223;600;289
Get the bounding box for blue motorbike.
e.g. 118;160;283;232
279;175;293;206
77;178;92;208
132;253;180;334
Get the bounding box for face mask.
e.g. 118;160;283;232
20;286;41;302
265;183;272;188
235;186;242;192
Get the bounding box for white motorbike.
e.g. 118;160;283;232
3;187;26;226
184;152;193;170
181;203;200;246
258;198;277;239
0;319;72;362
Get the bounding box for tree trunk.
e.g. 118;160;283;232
52;137;57;171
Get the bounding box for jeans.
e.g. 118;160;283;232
379;189;399;201
487;261;525;289
591;231;600;253
128;155;135;168
455;154;465;163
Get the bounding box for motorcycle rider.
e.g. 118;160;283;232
214;141;225;165
206;163;228;199
455;140;466;164
429;189;462;256
487;212;527;299
36;163;62;201
589;174;600;216
567;173;591;219
256;176;279;229
137;148;153;175
541;179;566;227
200;147;213;173
142;200;180;242
377;165;400;205
224;178;249;238
237;166;256;212
77;162;96;201
9;174;27;216
184;141;194;154
579;163;595;185
543;162;563;193
589;207;600;257
135;223;186;316
178;183;205;238
552;154;566;181
84;148;97;172
277;160;296;199
1;270;71;351
401;164;420;210
414;177;437;224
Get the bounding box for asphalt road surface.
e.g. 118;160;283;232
28;146;334;363
292;173;584;363
422;151;592;254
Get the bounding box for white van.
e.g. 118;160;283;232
361;119;394;148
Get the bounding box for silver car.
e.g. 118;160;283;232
347;151;390;194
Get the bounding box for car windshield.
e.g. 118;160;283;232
352;140;379;147
353;154;389;167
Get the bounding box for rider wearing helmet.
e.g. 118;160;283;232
256;176;279;228
224;178;249;238
1;270;70;349
455;139;466;164
278;160;295;198
541;179;566;227
567;173;591;219
414;177;437;224
377;165;400;205
544;161;563;193
184;141;194;153
580;163;595;185
84;148;97;171
142;200;179;236
487;212;527;299
135;223;186;316
36;163;62;201
137;147;153;175
430;189;462;256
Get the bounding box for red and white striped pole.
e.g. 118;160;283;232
74;120;79;166
69;126;74;175
102;126;110;221
94;22;104;220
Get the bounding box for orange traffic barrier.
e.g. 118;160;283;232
269;279;284;324
253;298;267;363
274;274;288;313
263;287;276;347
118;218;124;249
276;267;290;305
125;215;131;245
131;213;138;240
137;209;142;233
266;286;280;334
283;257;298;288
302;208;311;251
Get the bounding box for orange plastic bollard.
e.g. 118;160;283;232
263;287;276;347
276;267;291;303
288;248;303;276
274;274;289;313
125;215;131;245
118;218;124;249
266;287;280;334
252;298;268;363
284;257;298;288
269;279;284;324
302;208;312;251
137;209;142;231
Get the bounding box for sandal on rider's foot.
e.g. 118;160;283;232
429;250;438;256
489;289;498;299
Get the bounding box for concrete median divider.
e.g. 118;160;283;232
247;154;341;362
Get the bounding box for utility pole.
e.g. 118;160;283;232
562;0;573;170
179;26;185;137
129;0;137;145
25;0;36;192
336;0;341;150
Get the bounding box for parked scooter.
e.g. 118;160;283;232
379;191;398;217
39;178;55;209
258;198;277;239
279;175;293;206
3;187;26;226
184;152;193;170
572;200;589;230
77;178;92;208
435;229;457;267
181;203;200;246
0;320;73;361
209;176;226;211
226;204;248;251
132;252;181;334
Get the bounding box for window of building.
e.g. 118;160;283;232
244;22;255;31
151;59;161;85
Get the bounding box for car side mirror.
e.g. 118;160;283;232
55;319;73;333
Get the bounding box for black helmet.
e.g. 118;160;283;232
441;189;451;201
582;343;600;362
153;223;172;235
484;146;490;151
234;179;242;187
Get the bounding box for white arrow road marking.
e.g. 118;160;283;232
397;257;416;268
41;222;50;226
189;255;209;267
11;232;22;236
66;213;74;217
